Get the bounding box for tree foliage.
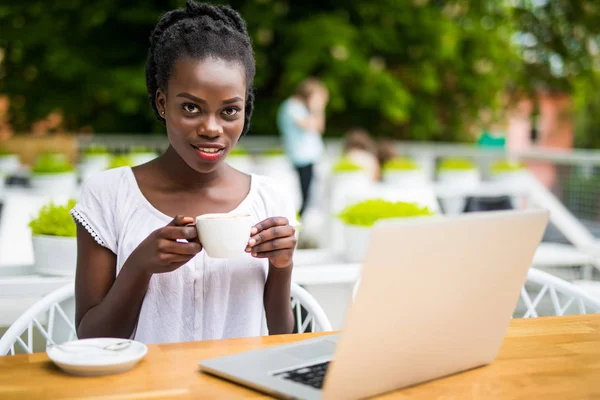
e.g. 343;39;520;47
0;0;599;144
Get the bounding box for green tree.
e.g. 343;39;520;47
1;0;599;145
0;1;176;133
511;0;600;147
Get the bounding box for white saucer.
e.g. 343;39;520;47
47;338;148;376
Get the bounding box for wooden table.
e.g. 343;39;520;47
1;314;599;399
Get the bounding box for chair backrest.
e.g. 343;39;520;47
1;282;332;355
516;268;600;317
0;283;76;356
290;282;333;333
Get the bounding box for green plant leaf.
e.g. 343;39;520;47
29;199;77;237
332;157;362;173
337;199;434;227
229;146;250;156
383;157;420;171
31;153;74;174
438;158;476;171
108;155;133;169
490;160;525;174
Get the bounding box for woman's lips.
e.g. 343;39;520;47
190;144;224;162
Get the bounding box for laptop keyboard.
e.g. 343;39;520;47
274;361;330;389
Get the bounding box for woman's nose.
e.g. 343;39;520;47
197;115;222;137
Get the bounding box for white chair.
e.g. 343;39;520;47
290;282;333;333
0;281;332;356
517;268;600;317
352;268;600;318
0;283;76;356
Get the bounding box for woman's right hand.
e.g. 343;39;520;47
127;215;202;276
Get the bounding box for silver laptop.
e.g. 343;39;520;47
199;209;549;400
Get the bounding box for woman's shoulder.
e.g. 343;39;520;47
79;167;132;198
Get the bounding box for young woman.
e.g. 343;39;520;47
70;0;297;344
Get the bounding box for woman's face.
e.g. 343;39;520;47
156;57;246;174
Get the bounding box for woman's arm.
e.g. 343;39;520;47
75;224;152;339
75;215;201;339
263;263;294;335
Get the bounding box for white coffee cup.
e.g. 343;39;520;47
195;213;254;259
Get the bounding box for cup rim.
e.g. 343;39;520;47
196;213;251;221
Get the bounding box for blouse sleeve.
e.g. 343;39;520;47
70;169;122;254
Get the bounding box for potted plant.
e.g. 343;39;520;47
129;146;158;166
79;144;111;182
0;146;21;176
107;155;134;169
382;157;427;186
489;160;528;208
30;153;77;194
338;199;435;262
437;158;480;215
490;160;526;177
330;157;371;206
29;199;77;276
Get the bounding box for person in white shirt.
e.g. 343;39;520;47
277;78;329;216
70;0;298;344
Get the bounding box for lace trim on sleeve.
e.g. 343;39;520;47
70;209;106;247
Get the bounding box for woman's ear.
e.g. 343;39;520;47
156;89;167;117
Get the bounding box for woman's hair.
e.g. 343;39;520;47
294;78;327;103
146;0;255;136
343;128;377;154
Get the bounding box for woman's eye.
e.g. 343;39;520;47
223;107;240;117
183;104;199;114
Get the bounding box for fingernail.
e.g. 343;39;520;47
245;247;251;252
251;227;258;234
252;252;257;257
248;238;256;246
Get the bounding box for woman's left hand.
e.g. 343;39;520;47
246;217;296;268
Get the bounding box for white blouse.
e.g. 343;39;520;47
70;167;297;344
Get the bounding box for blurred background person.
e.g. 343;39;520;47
277;78;329;217
342;127;380;181
376;139;400;179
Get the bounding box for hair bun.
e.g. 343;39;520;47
185;0;247;35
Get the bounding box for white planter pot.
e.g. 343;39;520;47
491;171;529;209
131;153;157;166
30;172;78;195
438;170;481;215
342;224;371;263
383;170;427;186
331;171;371;201
79;154;111;182
0;154;20;175
328;171;372;253
31;235;77;276
227;155;254;173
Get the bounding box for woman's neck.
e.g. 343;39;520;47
154;145;226;191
